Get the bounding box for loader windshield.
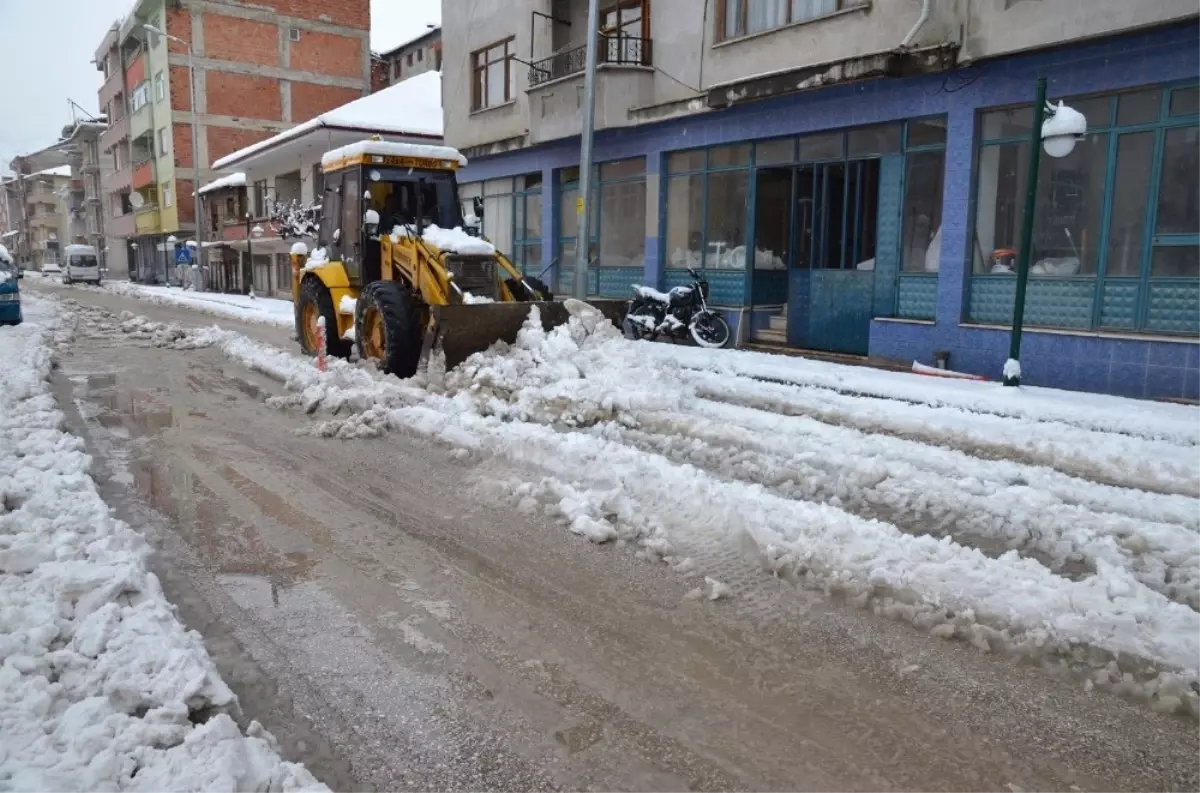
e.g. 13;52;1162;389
365;168;462;234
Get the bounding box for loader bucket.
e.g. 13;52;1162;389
429;299;628;370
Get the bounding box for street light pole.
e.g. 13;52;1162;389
144;25;204;276
572;0;601;300
1004;76;1049;387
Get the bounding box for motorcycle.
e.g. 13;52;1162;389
624;267;732;349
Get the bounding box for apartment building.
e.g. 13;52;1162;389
445;0;1200;400
14;166;72;271
377;26;442;86
95;0;371;283
57;119;119;276
200;69;445;298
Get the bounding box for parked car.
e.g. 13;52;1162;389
0;244;22;325
42;260;62;276
63;244;101;285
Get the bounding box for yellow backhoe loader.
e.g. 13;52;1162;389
288;139;625;376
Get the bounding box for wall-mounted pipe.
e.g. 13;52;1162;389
900;0;932;47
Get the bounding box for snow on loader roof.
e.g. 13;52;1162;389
320;140;467;171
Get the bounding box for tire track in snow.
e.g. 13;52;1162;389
689;370;1200;499
594;405;1200;611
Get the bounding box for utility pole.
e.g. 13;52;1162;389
1004;76;1048;387
572;0;601;300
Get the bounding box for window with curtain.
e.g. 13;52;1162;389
901;150;946;273
719;0;847;40
481;177;514;256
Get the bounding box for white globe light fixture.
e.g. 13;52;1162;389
1041;100;1087;159
251;224;265;239
167;234;177;244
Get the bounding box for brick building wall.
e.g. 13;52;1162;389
157;0;370;226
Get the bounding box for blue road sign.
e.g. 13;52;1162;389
175;246;192;265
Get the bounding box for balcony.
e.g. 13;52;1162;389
103;165;132;194
528;34;652;88
131;159;155;191
526;35;655;145
99;115;129;153
108;212;136;238
134;205;161;234
99;69;124;109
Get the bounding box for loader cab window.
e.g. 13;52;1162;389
364;168;463;234
320;171;342;256
340;170;361;264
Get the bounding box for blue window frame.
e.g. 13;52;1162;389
662;119;946;310
968;82;1199;335
460;174;542;274
556;158;646;296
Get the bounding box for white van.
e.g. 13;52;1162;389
63;244;101;285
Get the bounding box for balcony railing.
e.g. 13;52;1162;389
528;34;652;88
131;159;155;190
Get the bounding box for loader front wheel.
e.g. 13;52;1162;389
297;277;351;358
356;280;423;378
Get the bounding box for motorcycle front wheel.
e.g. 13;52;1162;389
690;311;731;349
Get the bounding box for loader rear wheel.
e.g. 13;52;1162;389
356;280;423;378
297;277;352;359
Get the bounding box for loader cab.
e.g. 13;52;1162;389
319;153;464;287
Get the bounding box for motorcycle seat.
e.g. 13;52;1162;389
633;284;673;304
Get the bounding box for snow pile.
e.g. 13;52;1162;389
97;282;295;328
338;295;357;315
441;300;691;427
0;242;12;263
461;292;493;304
0;298;326;790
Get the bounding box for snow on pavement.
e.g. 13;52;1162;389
640;342;1199;445
97;281;295;328
71;297;1200;718
0;296;325;791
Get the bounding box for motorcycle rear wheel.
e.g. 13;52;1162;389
690;311;731;349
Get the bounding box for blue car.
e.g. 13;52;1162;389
0;248;21;325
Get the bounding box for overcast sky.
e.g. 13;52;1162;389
0;0;441;173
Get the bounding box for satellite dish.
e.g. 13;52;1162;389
129;192;144;209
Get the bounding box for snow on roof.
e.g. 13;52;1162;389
198;172;247;195
33;165;72;178
321;139;467;169
212;70;445;170
0;229;19;239
376;25;441;58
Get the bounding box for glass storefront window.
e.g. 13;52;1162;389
1105;132;1153;277
705;170;749;268
1117;89;1162;126
901;150;945;272
665;174;703;269
1155;126;1199;235
1151;246;1199;278
755;138;795;166
847;124;901;156
598;179;646;267
798;132;843;161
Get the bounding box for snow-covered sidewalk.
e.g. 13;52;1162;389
98;281;295;328
0;297;324;790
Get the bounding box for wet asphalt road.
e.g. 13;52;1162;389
31;281;1200;792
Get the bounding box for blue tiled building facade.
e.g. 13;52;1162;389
460;23;1199;400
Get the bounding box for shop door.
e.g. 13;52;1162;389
786;160;881;355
